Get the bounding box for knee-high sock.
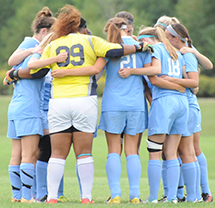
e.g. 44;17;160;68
105;153;121;198
126;154;141;200
197;152;210;194
20;163;34;200
36;160;48;199
77;156;94;200
148;160;161;202
31;168;36;198
167;159;179;201
195;161;202;200
162;160;168;197
177;157;184;199
47;158;65;201
182;162;196;202
8;165;21;200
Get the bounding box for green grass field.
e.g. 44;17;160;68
0;96;214;208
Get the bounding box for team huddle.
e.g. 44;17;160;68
4;4;213;204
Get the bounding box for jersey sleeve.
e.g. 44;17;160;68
183;53;198;73
17;38;39;51
91;36;124;58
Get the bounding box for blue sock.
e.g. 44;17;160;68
197;152;210;194
8;165;21;200
105;153;121;198
162;160;168;197
31;168;36;198
36;160;48;199
148;160;161;202
195;161;202;200
167;159;179;201
126;154;141;200
58;176;64;198
177;157;184;199
20;163;34;200
182;162;196;202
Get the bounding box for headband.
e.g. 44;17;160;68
167;25;187;42
138;35;157;40
156;22;167;28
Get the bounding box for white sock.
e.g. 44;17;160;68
47;158;65;201
77;157;94;200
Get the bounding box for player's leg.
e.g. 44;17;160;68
73;131;94;204
47;132;72;202
124;133;141;203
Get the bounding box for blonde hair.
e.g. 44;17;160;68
138;27;178;61
103;17;127;44
154;15;180;31
39;32;54;48
115;11;134;25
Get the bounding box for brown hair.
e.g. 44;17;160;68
138;27;178;61
154;15;180;31
115;11;134;25
171;23;192;47
31;7;56;33
103;17;127;44
52;4;81;40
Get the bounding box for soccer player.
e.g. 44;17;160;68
6;7;59;203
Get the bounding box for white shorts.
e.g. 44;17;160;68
48;96;98;134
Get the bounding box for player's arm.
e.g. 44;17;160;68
28;52;68;69
8;47;43;66
149;75;185;93
118;58;161;78
180;46;213;70
51;57;106;78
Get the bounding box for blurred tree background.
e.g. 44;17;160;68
0;0;215;96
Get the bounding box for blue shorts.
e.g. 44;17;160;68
7;118;43;139
183;107;201;136
42;110;49;130
98;111;147;135
148;95;189;136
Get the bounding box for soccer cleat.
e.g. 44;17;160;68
202;192;213;202
104;196;111;203
20;197;35;203
129;198;143;204
58;195;69;202
177;196;186;202
106;196;121;204
11;198;21;202
35;195;47;203
47;199;61;204
158;196;167;202
81;198;94;204
163;198;178;204
142;198;158;204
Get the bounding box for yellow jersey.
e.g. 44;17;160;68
31;33;123;99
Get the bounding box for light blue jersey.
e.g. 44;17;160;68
101;36;151;112
151;43;186;100
183;53;200;110
8;38;44;121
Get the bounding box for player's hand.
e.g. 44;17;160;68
177;85;186;93
180;46;193;54
51;69;67;78
3;69;18;85
135;41;154;54
56;52;68;63
162;75;173;82
190;87;199;95
118;68;131;78
32;46;44;54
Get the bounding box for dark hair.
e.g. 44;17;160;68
171;23;192;47
115;11;134;24
31;7;56;33
79;17;87;29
